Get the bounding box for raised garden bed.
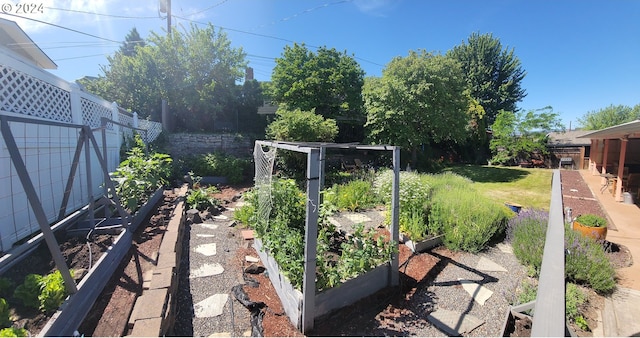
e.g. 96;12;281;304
1;187;165;336
253;238;393;330
400;233;443;253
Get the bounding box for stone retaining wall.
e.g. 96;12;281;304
166;133;253;158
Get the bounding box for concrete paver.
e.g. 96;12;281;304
476;257;507;272
190;263;224;278
194;294;229;318
427;308;484;336
194;243;217;256
458;279;493;306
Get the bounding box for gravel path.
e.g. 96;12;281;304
411;244;528;336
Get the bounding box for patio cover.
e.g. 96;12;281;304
578;119;640;202
578;119;640;140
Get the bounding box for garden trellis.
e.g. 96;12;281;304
252;140;400;333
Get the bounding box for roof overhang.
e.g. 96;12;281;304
0;18;57;69
578;120;640;140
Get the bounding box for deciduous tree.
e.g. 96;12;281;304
578;104;640;130
363;50;469;165
271;43;365;141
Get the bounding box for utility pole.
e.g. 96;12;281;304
160;0;171;33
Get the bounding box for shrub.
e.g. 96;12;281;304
374;170;433;240
565;227;616;294
324;180;379;211
509;209;548;276
513;280;587;322
508;211;616;294
184;153;251;184
428;186;510;253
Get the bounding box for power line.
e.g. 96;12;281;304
54;53;111;61
250;0;351;32
0;12;122;44
46;7;158;19
181;0;230;17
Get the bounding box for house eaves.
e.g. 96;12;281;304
578;120;640;140
0;18;57;69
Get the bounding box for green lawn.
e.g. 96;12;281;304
442;165;553;210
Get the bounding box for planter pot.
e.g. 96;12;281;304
572;220;607;240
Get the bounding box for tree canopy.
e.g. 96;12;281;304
577;104;640;130
79;24;254;132
489;106;564;165
448;32;527;126
270;43;365;141
363;50;470;164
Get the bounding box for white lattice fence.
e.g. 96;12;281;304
80;97;113;129
0;64;73;123
138;119;163;142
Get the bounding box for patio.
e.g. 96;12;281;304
580;169;640;291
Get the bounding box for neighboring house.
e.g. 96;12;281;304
547;130;592;169
0;18;56;69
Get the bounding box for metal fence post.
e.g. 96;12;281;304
302;148;320;333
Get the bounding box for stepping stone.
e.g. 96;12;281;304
245;255;260;263
190;263;224;278
241;230;254;240
194;243;217;256
200;223;219;230
458;279;493;305
427;308;485;336
496;242;513;254
226;207;235;211
196;234;216;238
343;213;372;223
328;216;342;228
194;294;228;318
476;257;507;272
213;215;229;220
210;333;231;337
235;201;246;207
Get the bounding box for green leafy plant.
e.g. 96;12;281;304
13;270;73;314
324;180;379;212
39;270;72;314
566;283;587;321
0;298;12;328
574;315;590;331
574;214;607;228
0;328;28;337
112;134;172;212
186;186;220;210
13;274;42;310
181;153;251;184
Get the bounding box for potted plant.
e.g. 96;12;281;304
572;214;607;240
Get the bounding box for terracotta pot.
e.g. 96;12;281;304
572;220;607;240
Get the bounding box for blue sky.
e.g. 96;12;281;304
2;0;639;129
